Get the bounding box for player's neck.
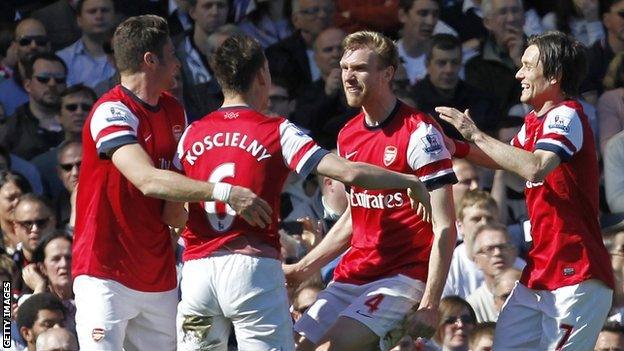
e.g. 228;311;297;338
533;92;565;117
222;92;261;111
362;92;397;126
120;74;163;106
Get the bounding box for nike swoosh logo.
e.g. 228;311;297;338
345;151;357;160
355;310;373;318
144;134;152;142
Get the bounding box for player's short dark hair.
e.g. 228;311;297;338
210;34;266;94
23;52;67;80
16;293;65;330
527;31;587;97
60;84;97;102
426;33;461;64
32;230;73;263
398;0;441;12
112;15;169;74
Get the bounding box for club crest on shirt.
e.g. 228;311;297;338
421;134;442;154
384;146;397;166
224;111;239;119
106;107;129;123
92;328;105;342
172;124;183;141
548;115;571;133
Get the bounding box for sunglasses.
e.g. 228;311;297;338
443;314;475;325
34;75;66;85
59;161;81;172
64;103;92;112
15;217;50;231
18;35;49;47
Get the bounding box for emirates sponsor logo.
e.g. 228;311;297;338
349;188;404;209
384;146;397;166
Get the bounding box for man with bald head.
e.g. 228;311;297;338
0;18;51;116
35;327;79;351
266;0;335;97
292;27;357;149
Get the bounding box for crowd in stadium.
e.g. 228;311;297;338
1;0;624;350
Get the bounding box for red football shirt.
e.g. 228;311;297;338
73;86;186;292
333;101;457;285
511;99;614;290
173;106;328;261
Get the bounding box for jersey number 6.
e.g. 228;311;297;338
204;163;236;232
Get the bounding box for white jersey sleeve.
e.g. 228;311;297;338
534;105;583;161
90;101;139;159
406;121;455;189
278;120;329;177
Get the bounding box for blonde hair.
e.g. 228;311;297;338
457;189;498;221
603;52;624;90
342;31;399;71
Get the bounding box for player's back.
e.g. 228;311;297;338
176;106;325;261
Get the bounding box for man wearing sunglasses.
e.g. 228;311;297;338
11;194;56;297
0;18;51;117
0;52;66;160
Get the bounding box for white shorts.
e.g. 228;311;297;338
176;253;294;351
294;275;424;344
73;275;178;351
493;279;612;351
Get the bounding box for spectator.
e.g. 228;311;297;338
291;27;358;149
430;296;477;351
583;0;624;103
542;0;604;47
32;85;94;200
440;0;489;49
598;52;624;154
605;131;624;213
0;53;66;160
451;159;480;211
466;223;517;322
397;0;444;85
16;292;65;351
12;194;56;296
35;327;78;351
0;18;51;117
238;1;292;48
595;321;624;351
411;33;501;140
464;0;525;118
265;80;295;118
25;231;75;333
609;230;624;315
266;0;335;97
166;0;194;37
176;0;229;88
56;0;117;88
0;171;32;254
53;141;81;228
444;190;499;298
30;0;81;51
468;321;496;351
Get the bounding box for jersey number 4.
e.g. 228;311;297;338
364;294;385;314
204;163;236;232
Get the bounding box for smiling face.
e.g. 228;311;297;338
515;45;556;108
340;47;392;108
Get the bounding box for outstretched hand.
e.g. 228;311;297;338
228;185;273;228
407;181;431;223
435;107;480;142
